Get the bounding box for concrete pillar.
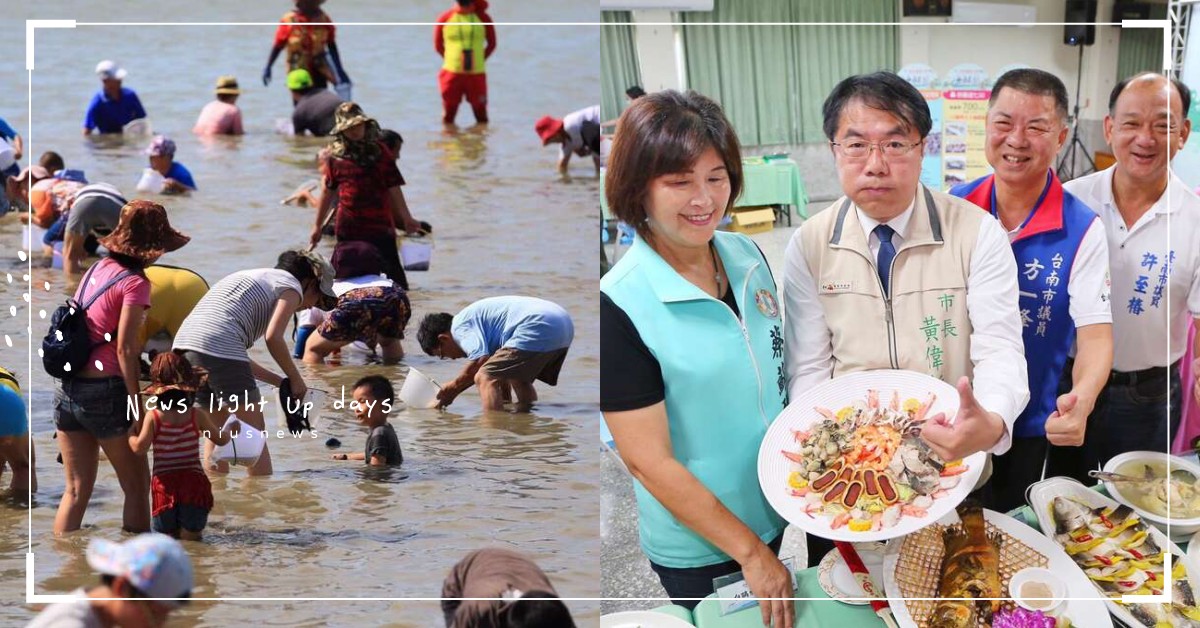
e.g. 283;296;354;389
632;10;684;92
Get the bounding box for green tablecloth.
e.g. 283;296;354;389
688;568;882;627
599;159;810;224
738;158;809;219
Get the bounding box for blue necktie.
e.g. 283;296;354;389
874;224;896;296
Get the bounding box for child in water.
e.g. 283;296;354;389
130;352;230;540
331;375;403;466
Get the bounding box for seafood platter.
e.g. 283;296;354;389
1098;451;1200;540
882;501;1113;628
759;370;985;542
1028;476;1200;628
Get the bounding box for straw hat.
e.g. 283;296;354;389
214;75;241;96
295;249;336;297
331;102;373;135
98;200;190;263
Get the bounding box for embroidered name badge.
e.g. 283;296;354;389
819;281;853;294
754;289;780;319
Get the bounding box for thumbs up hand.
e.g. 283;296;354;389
1044;391;1087;447
920;376;1007;462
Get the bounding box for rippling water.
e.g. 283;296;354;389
1;1;600;625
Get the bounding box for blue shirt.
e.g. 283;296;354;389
451;296;574;360
0;117;17;141
83;88;147;133
166;162;196;190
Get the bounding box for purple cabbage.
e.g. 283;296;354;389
992;607;1057;628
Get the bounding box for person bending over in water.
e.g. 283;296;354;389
417;296;574;412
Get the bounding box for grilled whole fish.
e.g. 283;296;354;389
929;501;1002;628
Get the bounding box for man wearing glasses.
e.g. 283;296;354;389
782;72;1028;514
951;69;1113;511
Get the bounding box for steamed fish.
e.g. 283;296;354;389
1051;496;1200;627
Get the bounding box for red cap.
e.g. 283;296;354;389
534;116;564;146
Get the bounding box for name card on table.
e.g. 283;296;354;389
712;555;798;616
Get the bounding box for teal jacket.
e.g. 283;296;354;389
601;230;787;568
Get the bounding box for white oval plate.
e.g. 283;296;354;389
600;610;696;628
758;370;984;542
882;506;1112;628
817;543;887;604
1027;476;1190;628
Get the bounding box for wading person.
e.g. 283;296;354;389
51;200;191;534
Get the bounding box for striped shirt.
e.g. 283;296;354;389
173;268;303;361
151;410;203;475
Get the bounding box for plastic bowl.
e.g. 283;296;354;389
399;367;441;409
1008;567;1066;616
210;417;265;467
1102;451;1200;540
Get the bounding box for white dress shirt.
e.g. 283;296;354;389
1064;166;1200;370
782;199;1028;455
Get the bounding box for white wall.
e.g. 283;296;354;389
898;0;1121;123
631;10;684;91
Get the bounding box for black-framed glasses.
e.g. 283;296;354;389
830;139;924;159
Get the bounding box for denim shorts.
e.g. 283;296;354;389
53;377;134;440
152;504;210;534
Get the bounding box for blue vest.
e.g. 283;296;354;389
952;171;1100;437
601;230;787;568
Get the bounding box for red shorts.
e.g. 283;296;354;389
438;69;487;108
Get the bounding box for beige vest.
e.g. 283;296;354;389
799;186;984;384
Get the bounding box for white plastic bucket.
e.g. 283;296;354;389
399;238;433;271
123;118;151;136
273;387;327;431
0;139;14;173
135;168;164;193
399;367;441;409
21;225;47;251
210;416;265;466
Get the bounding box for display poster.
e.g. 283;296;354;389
920;90;945;190
941;89;992;189
900;63;996;190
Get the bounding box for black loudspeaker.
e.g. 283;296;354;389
1113;2;1151;20
1064;0;1097;46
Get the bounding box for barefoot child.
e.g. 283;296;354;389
130;352;229;541
331;375;403;466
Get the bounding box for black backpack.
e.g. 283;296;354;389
42;263;133;379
